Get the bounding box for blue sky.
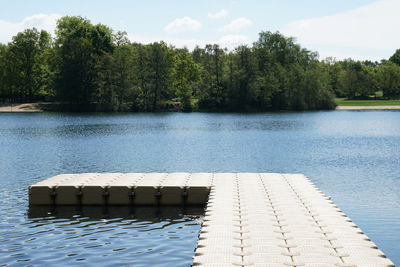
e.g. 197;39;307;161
1;0;399;61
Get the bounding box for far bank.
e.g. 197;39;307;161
2;102;400;113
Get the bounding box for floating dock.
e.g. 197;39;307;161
29;173;394;267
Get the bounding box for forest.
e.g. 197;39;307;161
0;16;400;112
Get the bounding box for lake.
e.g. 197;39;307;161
0;111;399;265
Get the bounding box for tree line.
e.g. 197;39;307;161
0;16;399;111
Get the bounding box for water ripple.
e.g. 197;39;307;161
0;112;399;265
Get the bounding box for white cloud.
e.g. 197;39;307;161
219;17;252;32
0;14;61;43
129;33;249;50
217;35;249;49
281;0;400;60
208;9;229;19
164;17;202;34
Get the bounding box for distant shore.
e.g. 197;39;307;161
0;103;42;112
336;105;400;110
2;103;400;113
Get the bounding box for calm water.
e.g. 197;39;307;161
0;111;399;265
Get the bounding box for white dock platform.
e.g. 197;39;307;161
29;173;394;267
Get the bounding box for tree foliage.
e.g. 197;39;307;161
1;16;400;110
389;49;400;66
53;16;114;105
378;61;400;98
1;28;51;102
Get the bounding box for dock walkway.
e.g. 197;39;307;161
29;173;394;267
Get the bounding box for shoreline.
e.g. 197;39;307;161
0;103;42;112
2;103;400;113
336;105;400;110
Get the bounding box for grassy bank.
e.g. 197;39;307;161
335;98;400;106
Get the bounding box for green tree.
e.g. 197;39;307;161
228;45;256;110
6;28;51;102
108;33;137;110
378;61;400;98
251;31;333;110
35;30;54;99
147;42;173;110
302;61;336;109
321;58;343;97
389;49;400;65
337;60;375;99
0;44;8;101
54;16;114;106
198;44;226;109
171;49;200;111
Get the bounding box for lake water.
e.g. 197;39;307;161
0;111;399;265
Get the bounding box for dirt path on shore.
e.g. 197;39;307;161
336;105;400;110
0;103;42;112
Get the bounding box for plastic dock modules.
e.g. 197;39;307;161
29;173;394;267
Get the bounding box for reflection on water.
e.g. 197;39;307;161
2;206;203;267
0;118;306;139
0;111;399;265
28;205;204;220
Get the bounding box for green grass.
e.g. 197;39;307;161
335;98;400;106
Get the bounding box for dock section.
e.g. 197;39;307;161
29;173;213;206
29;173;394;267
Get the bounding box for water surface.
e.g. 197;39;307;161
0;111;399;265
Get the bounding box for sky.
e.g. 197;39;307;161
0;0;399;61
